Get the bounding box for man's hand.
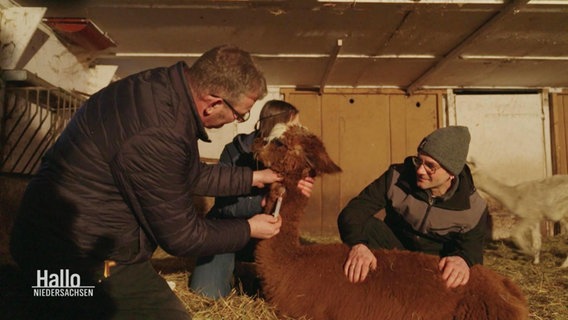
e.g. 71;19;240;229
297;177;315;198
252;169;282;188
439;256;470;288
248;214;282;239
343;243;377;283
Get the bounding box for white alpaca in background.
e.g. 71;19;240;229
469;162;568;268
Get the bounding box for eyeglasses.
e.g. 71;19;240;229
411;156;441;175
212;94;250;123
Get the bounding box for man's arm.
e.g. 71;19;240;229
338;170;391;283
337;171;390;245
453;208;489;266
439;208;488;288
111;130;252;257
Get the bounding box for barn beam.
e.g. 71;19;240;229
405;0;531;96
320;39;343;95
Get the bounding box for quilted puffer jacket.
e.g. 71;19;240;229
10;62;253;271
207;131;266;220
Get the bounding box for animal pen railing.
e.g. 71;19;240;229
0;81;85;175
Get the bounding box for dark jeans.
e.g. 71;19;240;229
190;240;258;299
99;260;190;320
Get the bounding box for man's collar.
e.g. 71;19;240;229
177;62;211;143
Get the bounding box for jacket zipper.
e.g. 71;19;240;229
430;226;466;233
417;196;434;234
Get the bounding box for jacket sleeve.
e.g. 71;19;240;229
208;194;264;219
203;135;264;219
451;208;489;266
337;170;390;246
110;127;251;258
192;162;253;197
193;135;255;197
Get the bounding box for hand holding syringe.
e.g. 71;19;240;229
272;188;286;218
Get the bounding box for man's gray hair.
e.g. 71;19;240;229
187;45;267;104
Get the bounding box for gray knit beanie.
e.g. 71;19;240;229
417;126;471;176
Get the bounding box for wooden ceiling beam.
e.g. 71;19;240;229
405;0;531;95
320;39;343;95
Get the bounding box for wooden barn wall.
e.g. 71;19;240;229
550;92;568;235
282;89;442;236
551;92;568;175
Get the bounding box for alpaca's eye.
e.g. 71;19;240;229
273;139;285;147
309;168;316;177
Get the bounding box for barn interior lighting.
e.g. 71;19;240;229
318;0;505;3
318;0;566;4
110;52;436;59
461;55;568;61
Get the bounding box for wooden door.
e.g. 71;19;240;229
451;92;557;237
551;92;568;175
283;89;440;237
549;92;568;235
453;93;549;184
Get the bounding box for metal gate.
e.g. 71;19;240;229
0;83;85;175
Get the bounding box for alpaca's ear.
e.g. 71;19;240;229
308;149;342;175
319;152;342;174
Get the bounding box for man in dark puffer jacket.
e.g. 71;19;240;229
10;45;282;319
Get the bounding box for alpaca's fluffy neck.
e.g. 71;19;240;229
277;178;306;241
258;178;307;253
473;171;518;210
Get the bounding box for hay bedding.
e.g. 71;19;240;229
483;235;568;320
3;181;565;319
1;207;565;318
0;235;565;319
155;234;568;320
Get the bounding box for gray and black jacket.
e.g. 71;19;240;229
338;156;488;266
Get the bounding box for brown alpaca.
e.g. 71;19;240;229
253;124;528;320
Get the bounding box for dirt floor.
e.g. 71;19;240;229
154;233;568;320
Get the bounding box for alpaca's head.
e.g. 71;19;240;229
254;124;342;179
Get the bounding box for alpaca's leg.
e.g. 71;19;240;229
529;222;541;265
560;217;568;268
511;219;533;256
561;255;568;268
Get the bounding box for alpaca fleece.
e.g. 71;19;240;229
254;124;528;320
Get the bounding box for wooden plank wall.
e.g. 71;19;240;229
282;89;442;236
550;92;568;235
551;92;568;175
